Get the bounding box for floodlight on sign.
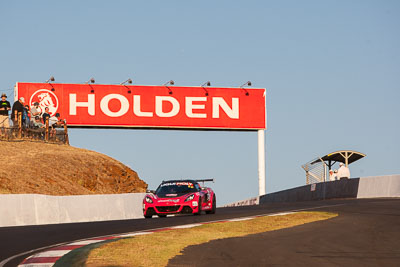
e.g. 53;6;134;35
85;77;96;84
163;80;175;94
240;81;251;96
201;81;211;96
45;76;55;83
120;78;133;85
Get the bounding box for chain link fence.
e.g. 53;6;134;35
302;158;326;184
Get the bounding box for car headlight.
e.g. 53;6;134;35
145;196;153;203
185;194;195;202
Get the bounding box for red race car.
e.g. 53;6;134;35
143;179;216;218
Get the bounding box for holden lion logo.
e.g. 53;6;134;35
29;89;59;116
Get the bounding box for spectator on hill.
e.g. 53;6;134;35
0;94;11;124
30;102;41;119
0;93;11;137
337;163;350;180
49;113;64;128
23;105;30;128
11;97;25;125
32;116;45;128
42;107;51;126
32;116;45;140
49;113;64;138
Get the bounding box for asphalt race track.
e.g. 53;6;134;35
169;198;400;267
1;198;399;266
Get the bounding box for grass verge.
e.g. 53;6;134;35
62;211;337;267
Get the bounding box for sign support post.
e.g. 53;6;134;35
258;129;266;196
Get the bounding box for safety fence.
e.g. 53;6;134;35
0;111;69;145
302;157;326;184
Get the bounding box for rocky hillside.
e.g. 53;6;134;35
0;141;147;195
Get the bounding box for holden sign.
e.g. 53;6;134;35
15;82;266;130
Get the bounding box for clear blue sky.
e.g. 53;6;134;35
1;1;399;205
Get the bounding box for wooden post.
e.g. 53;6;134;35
18;112;22;138
45;117;49;141
64;123;69;145
14;112;18;138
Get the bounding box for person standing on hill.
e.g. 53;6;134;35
337;163;350;180
23;104;30;128
42;107;51;126
0;93;11;136
11;97;25;125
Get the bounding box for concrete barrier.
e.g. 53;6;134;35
2;175;399;227
357;175;400;198
224;196;259;207
259;179;360;205
0;193;146;227
257;174;400;205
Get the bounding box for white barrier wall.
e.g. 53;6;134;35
2;175;399;227
0;193;146;227
223;196;259;207
226;174;400;208
357;175;400;198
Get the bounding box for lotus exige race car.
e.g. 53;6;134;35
143;179;216;218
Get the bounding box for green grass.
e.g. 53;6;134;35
59;211;337;267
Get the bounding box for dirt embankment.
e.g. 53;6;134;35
0;141;147;195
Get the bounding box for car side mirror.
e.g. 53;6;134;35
146;190;155;194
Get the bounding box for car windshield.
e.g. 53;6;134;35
156;181;199;197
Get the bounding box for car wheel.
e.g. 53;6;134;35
144;215;152;219
206;195;216;214
158;214;167;218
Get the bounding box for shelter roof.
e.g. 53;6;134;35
312;150;366;165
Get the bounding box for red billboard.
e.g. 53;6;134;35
15;82;266;130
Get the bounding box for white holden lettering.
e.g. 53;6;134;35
133;95;153;117
70;94;95;116
212;97;239;119
186;97;207;118
155;96;180;117
69;94;239;119
100;94;129;117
